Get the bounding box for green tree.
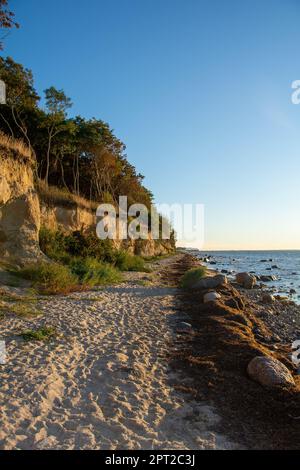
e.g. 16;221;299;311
42;87;72;184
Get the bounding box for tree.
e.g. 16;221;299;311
0;57;39;154
0;0;19;50
0;56;155;211
42;87;72;184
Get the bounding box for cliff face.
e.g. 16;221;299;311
0;152;42;265
40;203;174;257
0;149;173;265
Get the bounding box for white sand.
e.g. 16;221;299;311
0;263;240;450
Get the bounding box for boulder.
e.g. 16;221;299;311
193;274;227;289
236;272;257;289
259;275;277;282
262;293;275;304
203;292;221;303
247;356;295;388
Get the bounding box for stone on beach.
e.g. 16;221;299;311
235;272;257;289
262;293;275;304
247;356;295;388
192;274;227;289
203;292;221;303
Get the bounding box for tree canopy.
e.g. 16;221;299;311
0;56;153;208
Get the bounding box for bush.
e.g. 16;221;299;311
114;250;147;272
17;262;79;294
39;227;148;272
180;266;207;288
39;227;117;264
69;258;122;286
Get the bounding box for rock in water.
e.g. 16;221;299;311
259;275;277;282
203;292;221;303
247;356;295;388
236;272;257;289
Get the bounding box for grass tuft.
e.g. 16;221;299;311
114;250;148;272
20;327;57;342
0;131;32;161
69;257;122;286
37;179;98;211
180;266;207;288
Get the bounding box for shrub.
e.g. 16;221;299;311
17;262;79;294
180;266;207;288
39;227;116;264
69;257;122;286
39;227;148;272
113;250;147;272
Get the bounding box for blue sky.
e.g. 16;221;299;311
4;0;300;249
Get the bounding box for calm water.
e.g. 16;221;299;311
191;250;300;304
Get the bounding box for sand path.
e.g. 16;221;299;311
0;259;239;450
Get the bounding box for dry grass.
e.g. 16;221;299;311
37;179;98;211
0;131;32;161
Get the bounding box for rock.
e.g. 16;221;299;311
260;259;268;263
209;261;217;265
262;293;275;304
221;269;228;274
259;275;277;282
236;272;257;289
272;265;279;269
247;356;295;388
290;289;296;294
193;274;227;289
203;292;221;303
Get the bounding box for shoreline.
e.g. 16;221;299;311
172;254;300;449
0;252;299;449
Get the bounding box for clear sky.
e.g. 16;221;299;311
4;0;300;249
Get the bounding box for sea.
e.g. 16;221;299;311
189;250;300;305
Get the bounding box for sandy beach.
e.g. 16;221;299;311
0;255;239;450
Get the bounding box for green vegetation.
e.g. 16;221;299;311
0;288;41;318
39;226;148;272
0;56;176;251
0;302;41;318
180;266;207;288
12;227;156;294
69;258;122;286
20;327;57;342
16;262;79;294
0;56;154;209
113;250;148;272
